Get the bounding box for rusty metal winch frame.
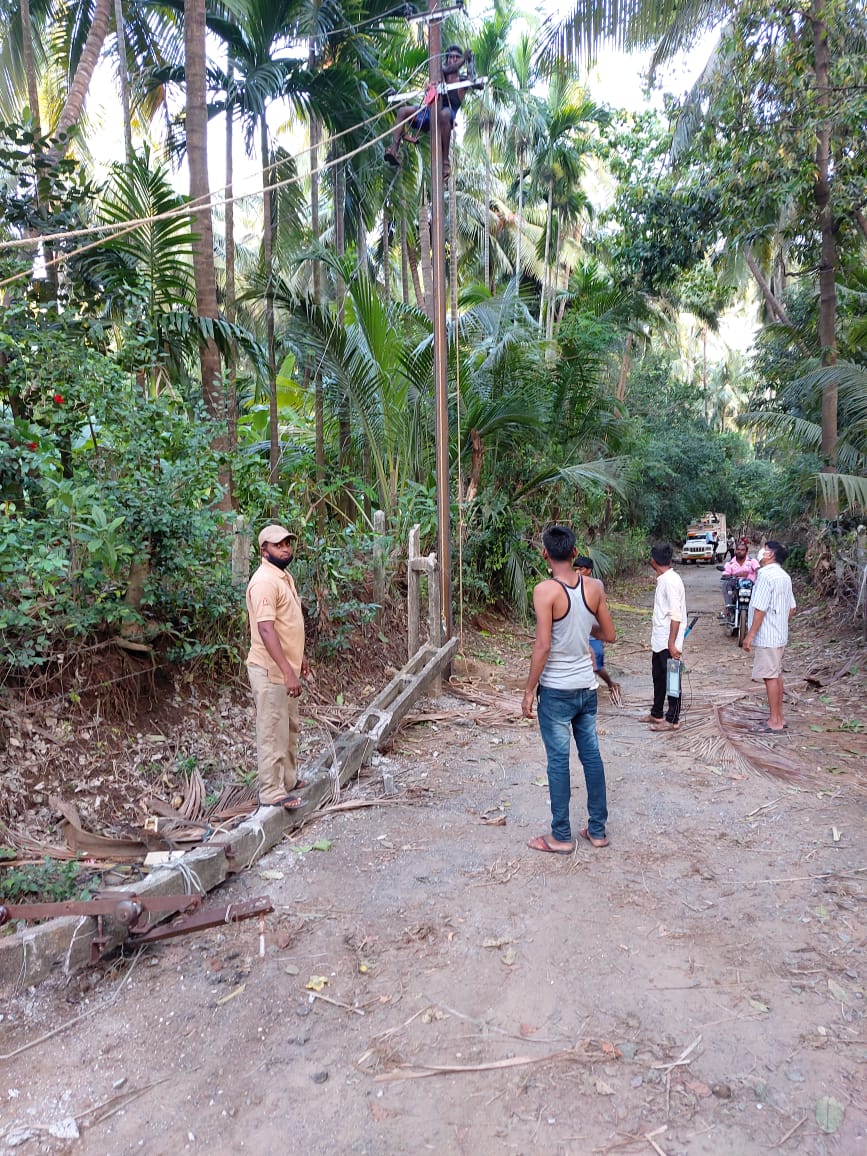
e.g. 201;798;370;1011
0;893;273;962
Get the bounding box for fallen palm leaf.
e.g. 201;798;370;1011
51;797;149;861
671;703;811;784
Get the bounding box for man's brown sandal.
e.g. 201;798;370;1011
579;828;609;848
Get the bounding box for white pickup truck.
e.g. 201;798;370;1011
681;513;727;564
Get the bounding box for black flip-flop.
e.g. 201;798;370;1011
264;795;306;810
751;722;788;734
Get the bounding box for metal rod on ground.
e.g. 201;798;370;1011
428;3;453;655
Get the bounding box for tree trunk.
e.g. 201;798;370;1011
419;200;433;321
113;0;132;162
261;114;279;493
546;210;562;342
449;167;458;326
334;151;352;521
406;240;425;312
615;332;633;404
515;144;524;282
539;178;554;331
743;245;809;354
465;428;483;504
183;0;225;503
400;215;410;305
224;46;237;508
382;201;390;309
358;212;368;274
483;123;492;292
309;98;326;535
20;0;41;136
809;0;838;518
56;0;113;139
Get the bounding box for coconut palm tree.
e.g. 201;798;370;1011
163;0;371;485
182;0;223;469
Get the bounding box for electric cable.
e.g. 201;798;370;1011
0;107;420;292
0;101;402;257
0;47;458;259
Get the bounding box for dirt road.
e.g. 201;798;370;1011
2;563;865;1155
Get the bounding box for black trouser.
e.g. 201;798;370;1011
651;648;682;724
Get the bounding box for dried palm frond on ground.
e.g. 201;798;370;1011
673;698;812;784
442;683;524;724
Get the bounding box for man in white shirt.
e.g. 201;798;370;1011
743;541;796;733
640;544;688;731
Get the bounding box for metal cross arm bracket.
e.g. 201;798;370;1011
439;77;487;95
387;88;425;105
128;896;274;945
0;891;201;929
404;0;465;24
0;891;272;961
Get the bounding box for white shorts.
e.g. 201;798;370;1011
752;645;785;680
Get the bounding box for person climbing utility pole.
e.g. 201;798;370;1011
385;45;474;180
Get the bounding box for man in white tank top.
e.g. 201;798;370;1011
522;525;616;853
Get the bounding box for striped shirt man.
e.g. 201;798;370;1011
748;561;796;648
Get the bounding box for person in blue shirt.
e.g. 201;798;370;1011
575;556;622;705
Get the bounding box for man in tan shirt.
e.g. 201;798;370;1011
246;525;310;809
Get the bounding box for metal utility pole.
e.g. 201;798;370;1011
428;3;452;645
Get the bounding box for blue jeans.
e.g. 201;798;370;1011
536;686;607;843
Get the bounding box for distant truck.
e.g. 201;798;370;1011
681;513;727;564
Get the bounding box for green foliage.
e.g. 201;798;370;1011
0;857;94;904
594;528;648;577
599;111;722;298
290;522;381;657
0;318;235;667
696;0;867;273
458;489;538;616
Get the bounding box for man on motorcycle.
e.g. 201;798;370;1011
718;540;759;615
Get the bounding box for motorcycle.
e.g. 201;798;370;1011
717;567;754;646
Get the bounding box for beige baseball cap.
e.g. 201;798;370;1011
258;524;297;547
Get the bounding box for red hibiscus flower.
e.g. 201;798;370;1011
53;393;64;404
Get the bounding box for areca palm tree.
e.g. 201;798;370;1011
528;74;604;336
274;260;434;516
465;0;517;292
742;361;867;511
70;147;237;398
503;34;545;282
